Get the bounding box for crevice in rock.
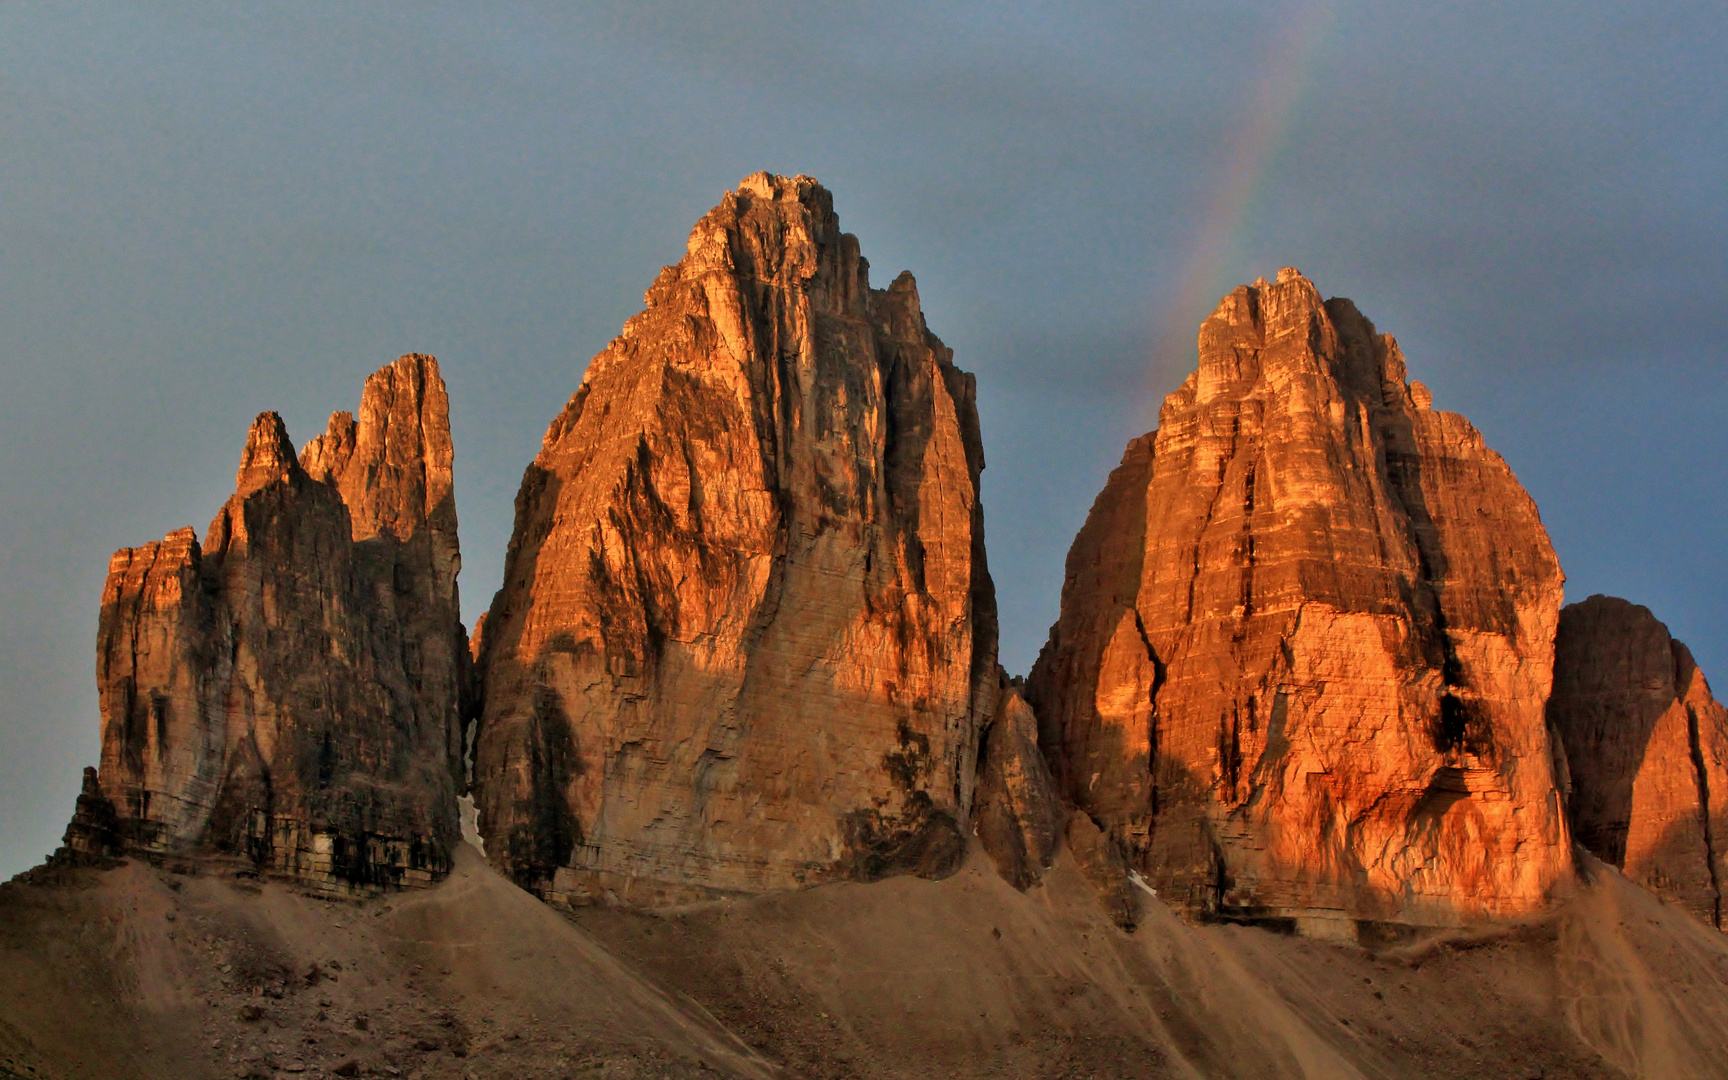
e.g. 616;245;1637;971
1379;413;1489;759
1683;672;1723;929
1185;414;1244;626
1238;461;1257;622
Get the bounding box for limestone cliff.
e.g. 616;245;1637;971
1027;268;1571;934
473;173;998;904
93;355;466;892
1549;595;1728;928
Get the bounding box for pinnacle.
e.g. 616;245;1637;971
235;411;301;497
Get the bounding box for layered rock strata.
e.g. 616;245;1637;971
474;173;998;904
93;355;466;892
1549;595;1728;928
1027;268;1571;933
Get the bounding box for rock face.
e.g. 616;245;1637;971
973;679;1061;891
473;173;998;904
93;355;466;892
1027;268;1571;933
1549;595;1728;928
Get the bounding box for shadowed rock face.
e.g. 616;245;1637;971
974;679;1061;891
93;355;466;892
1549;595;1728;929
1027;268;1571;934
48;767;121;867
473;173;998;905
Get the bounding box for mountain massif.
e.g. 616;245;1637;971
10;175;1728;1080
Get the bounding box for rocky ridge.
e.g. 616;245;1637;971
473;173;1001;904
88;355;467;892
1549;594;1728;928
1027;268;1573;935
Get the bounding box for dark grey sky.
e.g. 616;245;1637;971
3;2;1724;878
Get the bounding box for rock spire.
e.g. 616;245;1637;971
92;354;467;892
472;173;999;904
974;679;1061;890
1027;268;1572;935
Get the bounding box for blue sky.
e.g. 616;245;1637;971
2;2;1724;877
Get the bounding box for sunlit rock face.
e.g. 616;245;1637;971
473;173;998;905
94;355;466;892
1550;595;1728;929
1027;268;1572;934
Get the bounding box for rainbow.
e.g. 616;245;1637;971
1145;0;1341;420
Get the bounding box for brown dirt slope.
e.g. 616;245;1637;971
5;836;1728;1079
574;845;1728;1080
0;841;769;1080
